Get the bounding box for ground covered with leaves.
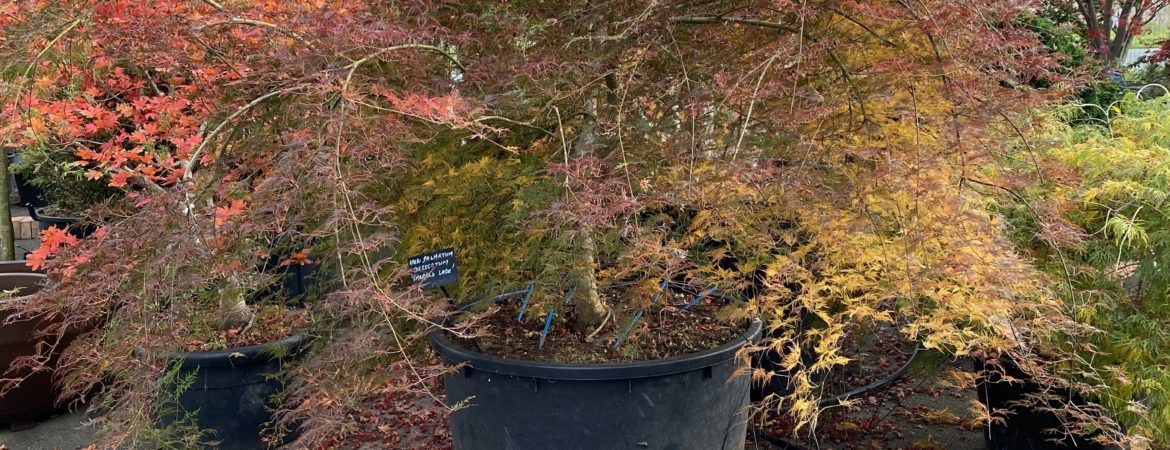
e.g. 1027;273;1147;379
749;321;984;450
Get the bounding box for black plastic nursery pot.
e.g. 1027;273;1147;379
255;246;330;307
0;272;87;423
7;149;47;208
430;314;763;450
159;335;306;449
750;333;812;402
977;356;1107;450
0;260;37;274
750;308;820;402
27;205;95;239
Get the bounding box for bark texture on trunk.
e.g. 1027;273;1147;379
1076;0;1167;68
0;147;16;261
570;95;611;330
575;234;608;329
220;295;255;329
568;3;616;330
220;275;256;329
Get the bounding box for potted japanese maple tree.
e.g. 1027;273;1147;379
392;1;1125;449
0;5;330;448
0;1;1136;449
11;143;117;238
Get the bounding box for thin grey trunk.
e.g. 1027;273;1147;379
571;95;610;330
220;274;256;329
569;4;614;330
0;147;16;260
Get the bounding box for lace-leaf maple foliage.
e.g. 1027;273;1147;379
0;0;1139;447
990;94;1170;448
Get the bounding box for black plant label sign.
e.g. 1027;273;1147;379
408;248;458;289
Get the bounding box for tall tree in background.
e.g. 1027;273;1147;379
1060;0;1170;67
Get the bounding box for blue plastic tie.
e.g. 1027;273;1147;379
538;306;555;349
681;286;717;312
612;278;669;350
517;283;536;322
649;278;668;305
612;309;644;349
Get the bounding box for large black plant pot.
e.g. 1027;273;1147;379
750;308;820;402
255;247;330;307
160;335;306;449
978;356;1107;450
27;206;95;239
430;317;762;450
0;272;65;423
7;150;47;208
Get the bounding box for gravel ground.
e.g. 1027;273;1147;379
0;409;94;450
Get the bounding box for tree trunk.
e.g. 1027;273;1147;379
0;148;16;261
220;274;255;329
571;95;611;330
568;4;614;331
1076;0;1168;68
575;235;608;329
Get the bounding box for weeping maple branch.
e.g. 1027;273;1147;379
343;44;466;90
961;176;1075;297
184;86;304;180
825;6;899;48
677;12;873;134
670;15;801;34
196;19;317;51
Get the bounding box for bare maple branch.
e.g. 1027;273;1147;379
671;15;800;34
196;18;317;51
128;173;166;195
185;86;304;179
343;44;466;91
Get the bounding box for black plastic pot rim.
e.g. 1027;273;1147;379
0;260;36;270
162;335;308;369
0;272;48;307
430;317;761;381
28;206;80;223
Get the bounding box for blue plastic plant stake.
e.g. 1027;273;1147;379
649;278;668;305
612;278;669;350
612;309;644;349
517;283;536;322
681;286;717;312
538;306;555;349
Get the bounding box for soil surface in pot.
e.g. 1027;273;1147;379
155;304;309;352
34;205;83;218
454;290;746;364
